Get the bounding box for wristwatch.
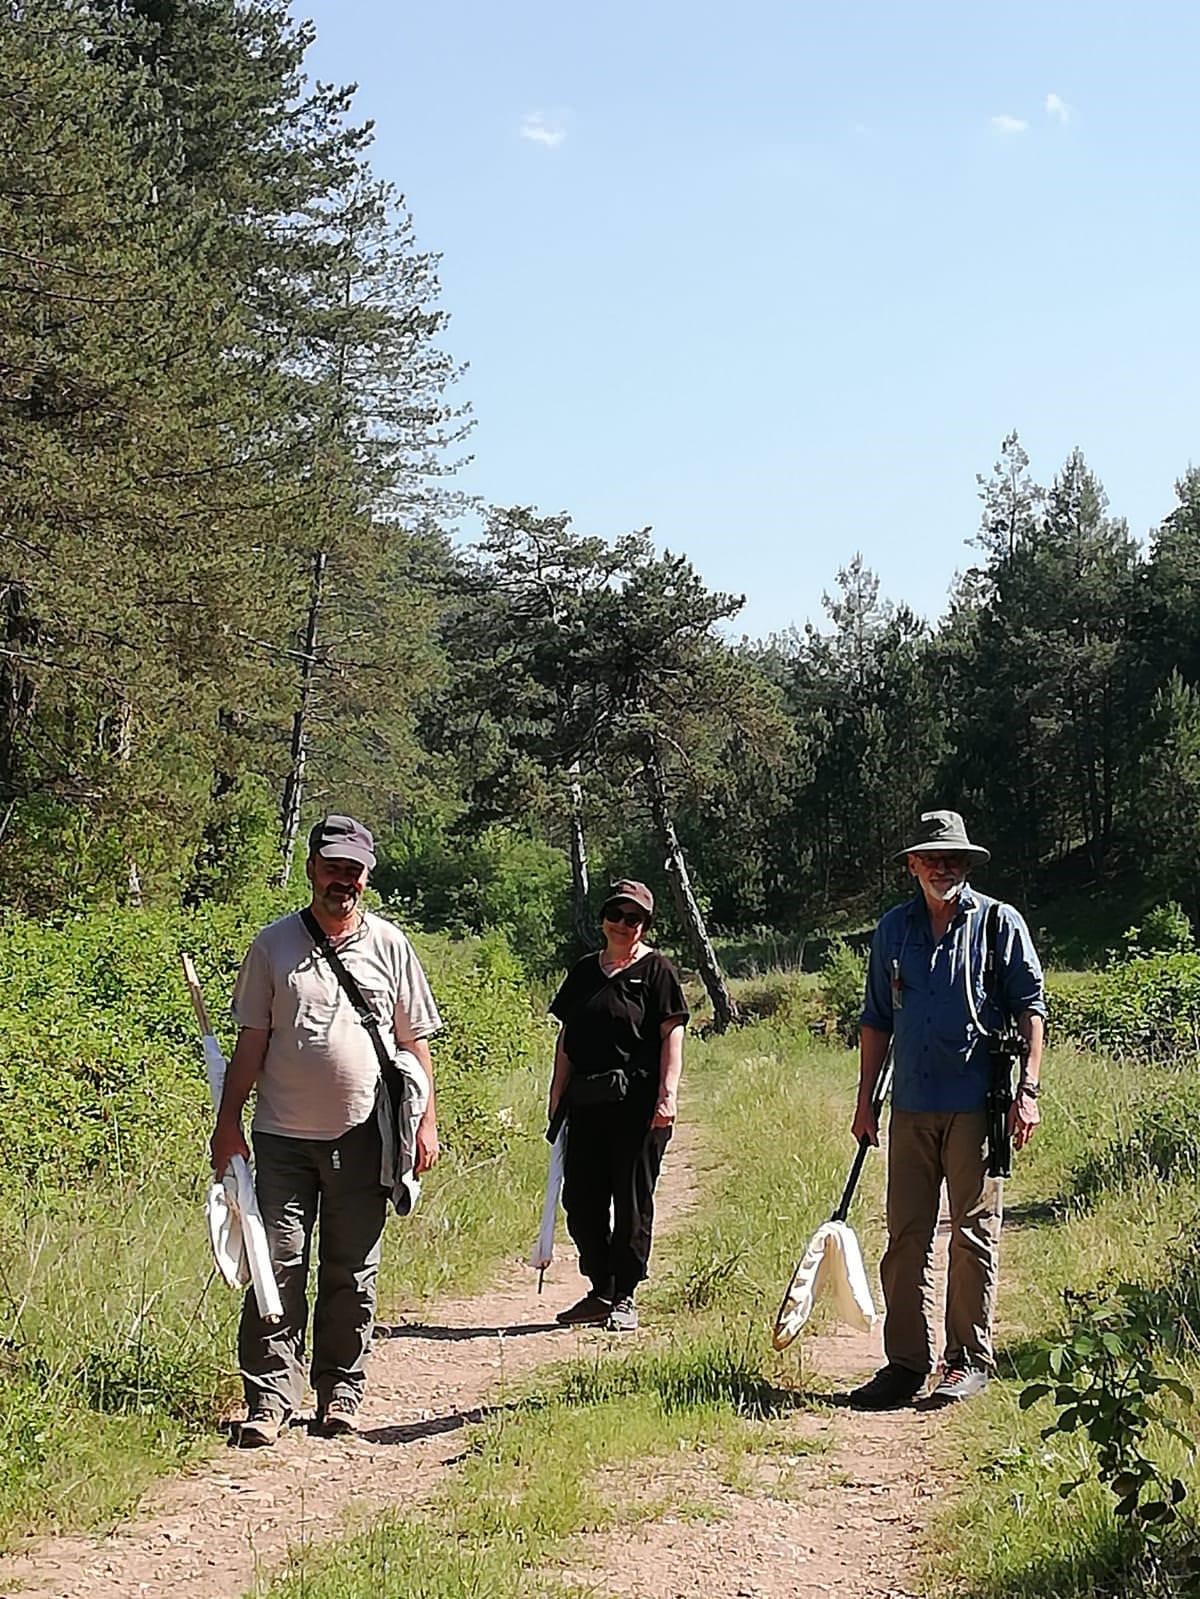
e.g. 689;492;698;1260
1017;1081;1040;1098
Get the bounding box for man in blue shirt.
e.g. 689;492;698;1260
848;810;1045;1410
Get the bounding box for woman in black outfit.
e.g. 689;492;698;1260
548;879;689;1332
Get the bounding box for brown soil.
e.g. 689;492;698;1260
0;1133;698;1599
0;1136;951;1599
556;1320;952;1599
555;1218;958;1599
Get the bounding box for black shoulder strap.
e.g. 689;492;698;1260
300;907;397;1083
982;901;1006;1019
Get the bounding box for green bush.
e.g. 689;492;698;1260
376;824;573;977
1021;1284;1197;1590
1124;901;1196;957
1072;1093;1200;1203
818;936;867;1042
0;898;551;1194
1048;953;1200;1060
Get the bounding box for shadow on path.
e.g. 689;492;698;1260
375;1321;562;1342
1004;1196;1064;1228
358;1405;505;1447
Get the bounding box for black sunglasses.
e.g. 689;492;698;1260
603;907;644;928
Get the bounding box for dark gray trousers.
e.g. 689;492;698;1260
238;1116;387;1417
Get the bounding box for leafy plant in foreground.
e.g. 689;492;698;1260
1022;1285;1200;1591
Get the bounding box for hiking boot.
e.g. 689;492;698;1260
317;1395;359;1436
929;1363;989;1404
238;1408;287;1447
555;1292;613;1326
848;1364;927;1411
604;1296;639;1332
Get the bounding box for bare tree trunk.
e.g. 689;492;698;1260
103;699;142;905
0;582;38;798
566;758;597;950
642;737;739;1032
277;549;327;886
185;708;247;905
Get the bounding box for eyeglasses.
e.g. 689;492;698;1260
917;853;969;871
603;907;644;928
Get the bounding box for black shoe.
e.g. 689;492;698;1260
555;1292;613;1326
848;1364;928;1411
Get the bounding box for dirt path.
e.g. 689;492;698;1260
557;1218;956;1599
0;1131;952;1599
0;1136;698;1599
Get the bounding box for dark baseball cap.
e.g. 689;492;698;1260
601;879;654;919
307;814;376;871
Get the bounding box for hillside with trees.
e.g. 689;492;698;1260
4;3;1200;969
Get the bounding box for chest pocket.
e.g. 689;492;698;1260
351;984;391;1025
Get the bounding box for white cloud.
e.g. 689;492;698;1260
989;114;1029;135
519;111;567;149
1045;92;1070;124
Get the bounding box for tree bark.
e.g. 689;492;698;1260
277;549;326;886
0;582;38;799
185;707;247;905
566;758;597;950
96;698;143;903
642;737;739;1032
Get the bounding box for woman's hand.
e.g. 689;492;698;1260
651;1092;677;1129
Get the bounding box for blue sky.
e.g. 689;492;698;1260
297;1;1200;638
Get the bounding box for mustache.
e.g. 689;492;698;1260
325;882;361;897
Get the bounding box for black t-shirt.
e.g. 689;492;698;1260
549;950;689;1090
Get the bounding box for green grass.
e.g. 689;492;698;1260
20;978;1192;1597
654;1023;880;1336
0;1063;549;1552
377;1065;548;1307
260;1336;815;1597
928;1045;1200;1598
253;1015;1200;1599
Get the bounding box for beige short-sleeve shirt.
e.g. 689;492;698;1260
232;910;442;1140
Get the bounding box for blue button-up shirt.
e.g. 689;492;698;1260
860;886;1047;1114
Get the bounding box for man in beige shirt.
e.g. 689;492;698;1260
211;814;441;1446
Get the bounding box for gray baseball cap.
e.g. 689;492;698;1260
894;810;990;866
307;814;377;871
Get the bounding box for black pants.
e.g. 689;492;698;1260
562;1101;672;1301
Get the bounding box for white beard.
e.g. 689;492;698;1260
926;880;965;904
